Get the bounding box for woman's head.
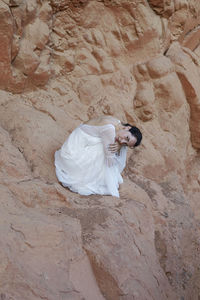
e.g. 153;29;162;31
116;123;142;148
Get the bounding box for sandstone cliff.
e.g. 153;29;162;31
0;0;200;299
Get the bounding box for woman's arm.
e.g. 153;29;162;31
108;141;121;155
100;125;118;167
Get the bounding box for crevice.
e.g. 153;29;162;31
129;275;155;300
85;248;122;300
132;235;142;256
26;285;49;300
24;241;35;249
193;41;200;52
153;274;160;287
183;24;200;39
16;178;33;184
0;123;35;175
10;223;26;240
30;102;57;122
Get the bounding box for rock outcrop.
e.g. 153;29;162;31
0;0;200;299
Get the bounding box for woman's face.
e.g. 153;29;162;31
116;127;137;148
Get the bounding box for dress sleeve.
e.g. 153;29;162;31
115;145;127;172
100;125;117;167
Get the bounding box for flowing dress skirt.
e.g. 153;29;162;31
55;126;126;197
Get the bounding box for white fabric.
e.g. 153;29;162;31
54;123;127;197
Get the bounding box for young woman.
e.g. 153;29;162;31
55;116;142;197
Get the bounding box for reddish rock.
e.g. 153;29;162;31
167;42;200;149
0;1;13;88
0;1;200;299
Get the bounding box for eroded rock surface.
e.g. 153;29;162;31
0;0;200;299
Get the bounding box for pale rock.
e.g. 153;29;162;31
167;42;200;149
26;0;37;19
108;69;132;91
101;59;114;73
39;1;52;23
133;63;151;82
130;140;168;181
11;34;20;61
77;76;103;105
169;0;196;41
76;48;101;74
3;0;23;6
120;24;137;47
52;25;66;38
104;31;123;57
0;99;65;182
146;55;174;78
25;18;50;50
154;72;185;112
68;37;78;48
9;67;26;93
0;0;52;91
114;6;135;27
183;26;200;51
135;3;163;38
148;0;175;16
134;81;155;122
0;126;31;184
83;30;94;44
86;96;116;119
50;80;72;96
81;1;106;28
91;29;106;48
0;186;87;300
53;50;75;72
8;180;72;208
83;183;176;300
12;39;40;75
50;32;67;51
174;0;188;10
92;47;114;73
30;47;51;85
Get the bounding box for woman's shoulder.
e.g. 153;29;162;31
103;116;120;125
84;115;120;126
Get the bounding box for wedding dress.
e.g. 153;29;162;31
54;123;127;197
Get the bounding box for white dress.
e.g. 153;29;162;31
54;123;127;197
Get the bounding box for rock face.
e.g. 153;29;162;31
0;0;52;92
0;0;200;299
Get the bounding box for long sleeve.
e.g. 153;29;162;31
80;123;117;167
81;123;126;169
100;125;117;167
115;145;127;173
100;125;127;197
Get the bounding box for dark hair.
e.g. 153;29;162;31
123;123;142;147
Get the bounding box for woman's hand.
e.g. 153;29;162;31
108;142;121;154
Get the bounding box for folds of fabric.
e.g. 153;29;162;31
54;124;127;197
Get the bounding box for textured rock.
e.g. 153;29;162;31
0;0;52;92
13;39;40;75
0;1;200;299
167;42;200;149
0;1;13;88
